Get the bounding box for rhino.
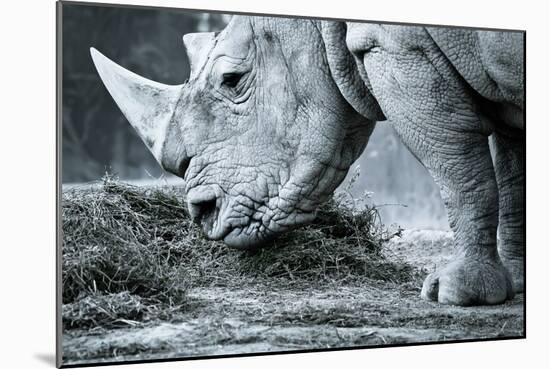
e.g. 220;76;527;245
90;15;524;306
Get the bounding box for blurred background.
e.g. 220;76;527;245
61;3;448;230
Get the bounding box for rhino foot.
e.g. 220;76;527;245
500;255;524;293
421;257;514;306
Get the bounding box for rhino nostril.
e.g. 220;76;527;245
178;158;191;177
188;198;218;227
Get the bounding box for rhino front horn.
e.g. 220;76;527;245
90;47;183;164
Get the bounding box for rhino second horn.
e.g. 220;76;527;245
182;32;216;78
90;47;183;164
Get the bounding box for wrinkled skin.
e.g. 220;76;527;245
172;19;373;248
92;16;524;306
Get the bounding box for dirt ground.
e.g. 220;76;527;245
62;229;524;366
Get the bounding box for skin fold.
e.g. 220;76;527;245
91;16;524;306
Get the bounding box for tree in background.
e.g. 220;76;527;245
62;5;229;182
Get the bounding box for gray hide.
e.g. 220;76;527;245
91;16;524;306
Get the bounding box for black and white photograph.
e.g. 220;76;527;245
57;1;525;367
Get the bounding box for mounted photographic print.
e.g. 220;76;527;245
56;0;526;367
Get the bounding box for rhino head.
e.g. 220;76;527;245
91;16;384;249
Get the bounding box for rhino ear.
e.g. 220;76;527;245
183;32;217;77
320;22;385;122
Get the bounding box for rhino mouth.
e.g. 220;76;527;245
195;209;273;249
222;227;267;249
194;205;275;249
186;185;319;249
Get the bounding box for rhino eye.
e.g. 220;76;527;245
222;72;243;88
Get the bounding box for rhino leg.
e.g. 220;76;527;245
414;138;514;305
346;24;514;305
398;125;514;306
492;130;525;293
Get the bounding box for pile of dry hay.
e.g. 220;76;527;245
62;177;417;330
